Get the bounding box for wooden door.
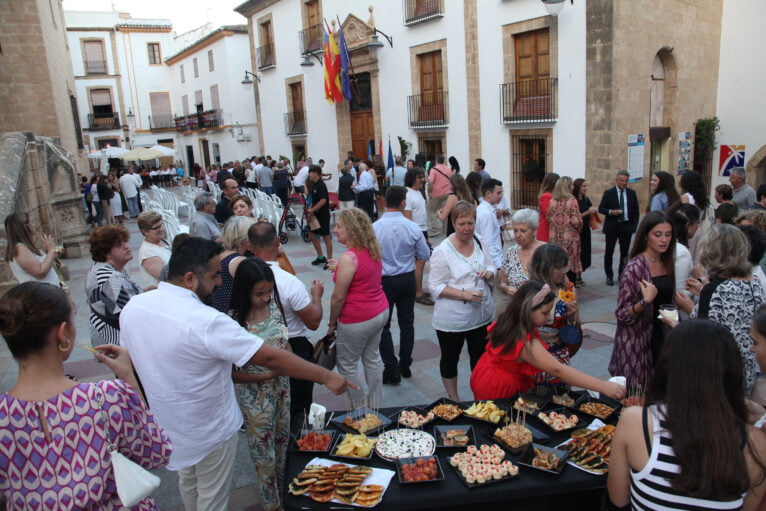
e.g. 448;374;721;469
422;139;443;164
200;139;210;168
417;51;444;120
350;111;374;160
305;1;322;51
290;82;305;124
515;29;550;97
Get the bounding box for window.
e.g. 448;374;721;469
149;92;172;129
180;65;185;83
147;43;161;65
83;40;106;74
89;88;117;130
208;50;214;72
209;85;220;112
194;90;203;110
510;134;549;209
258;19;275;69
502;28;553;122
301;0;322;54
404;0;443;25
286;82;305;135
70;94;83;148
193;57;199;78
181;95;189;116
410;50;446;126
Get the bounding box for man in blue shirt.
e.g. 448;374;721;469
373;186;431;384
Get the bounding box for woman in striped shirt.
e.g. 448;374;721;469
608;320;766;510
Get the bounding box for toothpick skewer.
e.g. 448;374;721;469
81;344;97;354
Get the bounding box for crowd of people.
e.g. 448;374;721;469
6;155;766;510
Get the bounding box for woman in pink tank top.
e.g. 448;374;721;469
327;208;389;407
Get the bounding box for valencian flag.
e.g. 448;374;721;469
337;23;353;101
323;23;343;104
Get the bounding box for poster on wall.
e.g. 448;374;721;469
719;145;746;176
627;134;644;182
677;131;692;174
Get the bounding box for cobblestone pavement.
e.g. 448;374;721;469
0;198;620;510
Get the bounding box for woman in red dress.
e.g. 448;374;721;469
471;281;625;400
536;173;559;242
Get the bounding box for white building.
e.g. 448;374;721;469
65;11;176;162
166;25;258;170
234;0;586;207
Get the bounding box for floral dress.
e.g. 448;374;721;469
0;380;171;510
500;245;529;289
547;198;583;274
236;301;290;511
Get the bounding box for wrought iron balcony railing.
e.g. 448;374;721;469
87;112;120;130
257;43;275;70
85;60;107;74
149;115;175;130
174;109;223;132
407;90;448;128
500;78;557;123
299;24;323;55
284;111;307;136
403;0;443;26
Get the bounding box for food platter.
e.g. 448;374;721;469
433;424;476;448
550;390;587;409
291;429;336;453
512;392;550;415
330;434;377;461
535;408;588;434
575;396;622;421
287;458;395;508
331;407;392;435
375;429;436;461
447;444;520;488
557;422;615;475
462;400;505;424
427;398;464;422
393;407;436;429
396;456;445;484
517;443;570;475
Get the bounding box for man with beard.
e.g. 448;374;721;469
119;237;355;510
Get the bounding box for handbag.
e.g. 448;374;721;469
312;331;337;370
559;324;583;345
589;211;602;230
94;385;161;507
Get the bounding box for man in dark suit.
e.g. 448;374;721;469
598;170;639;285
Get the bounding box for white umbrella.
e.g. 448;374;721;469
120;147;165;161
149;144;176;157
87;146;127;159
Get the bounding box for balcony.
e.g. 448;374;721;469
149;114;175;130
501;78;557;124
257;43;275;70
407;90;448;129
284;111;306;136
174;109;223;132
299;24;323;55
403;0;443;26
85;60;107;75
87;112;120;131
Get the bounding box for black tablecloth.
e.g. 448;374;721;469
284;397;614;510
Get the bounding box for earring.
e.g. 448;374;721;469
58;338;72;352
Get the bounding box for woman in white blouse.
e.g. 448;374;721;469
137;211;171;289
429;200;495;401
3;212;60;287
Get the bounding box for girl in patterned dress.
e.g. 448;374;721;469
229;258;290;511
0;282;171;510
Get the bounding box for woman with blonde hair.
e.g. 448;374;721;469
547;176;583;284
327;208;389;407
136;210;171;289
4;212;60;287
211;216;256;312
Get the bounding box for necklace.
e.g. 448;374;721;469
644;252;661;263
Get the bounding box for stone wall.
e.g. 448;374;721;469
0;132;88;296
586;0;723;208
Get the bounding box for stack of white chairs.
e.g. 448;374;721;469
209;182;222;202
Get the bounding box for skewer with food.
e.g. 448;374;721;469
494;423;533;450
343;413;383;434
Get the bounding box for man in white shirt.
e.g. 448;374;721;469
118;167;141;218
354;162;376;221
294;157;312;194
386;157;407;187
475;178;504;268
120;237;354;511
403;167;433;305
248;221;325;430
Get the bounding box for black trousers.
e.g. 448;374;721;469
357;190;375;221
379;272;416;375
435;325;488;379
288;336;314;432
603;230;633;280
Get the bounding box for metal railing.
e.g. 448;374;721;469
284;111;307;136
500;78;557;123
149;114;175;130
403;0;443;25
174;109;223;132
85;60;107;74
407;90;448;128
87;112;120;131
257;43;275;69
299;24;323;54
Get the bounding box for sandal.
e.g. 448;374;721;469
415;294;434;306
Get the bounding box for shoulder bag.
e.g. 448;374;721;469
94;384;161;507
312;331;337;371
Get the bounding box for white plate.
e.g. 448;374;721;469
375;429;436;461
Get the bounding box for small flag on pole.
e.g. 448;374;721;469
387;138;394;173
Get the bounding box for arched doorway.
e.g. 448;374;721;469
649;48;678;175
748;144;766;188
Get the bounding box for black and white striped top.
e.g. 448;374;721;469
86;262;142;346
630;405;744;510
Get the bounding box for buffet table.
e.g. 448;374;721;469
284;396;618;510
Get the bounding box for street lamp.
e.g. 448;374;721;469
541;0;567;15
241;70;260;85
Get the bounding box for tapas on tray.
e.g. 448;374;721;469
396;456;445;483
448;444;519;487
293;429;335;452
331;407;392;435
434;425;475;447
577;401;618;421
428;399;463;421
332;434;377;460
288;462;381;506
464;400;505;423
537;410;581;432
560;424;615;474
396;408;436;428
517;444;569;474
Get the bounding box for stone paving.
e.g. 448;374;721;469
0;197;620;510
